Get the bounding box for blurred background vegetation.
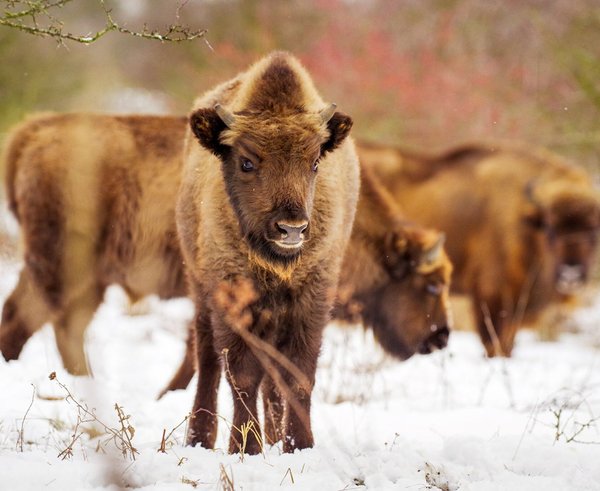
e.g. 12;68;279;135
1;0;600;174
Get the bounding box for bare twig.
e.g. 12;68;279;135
49;372;139;460
114;403;137;460
219;463;235;491
158;412;192;453
17;383;35;452
0;0;207;45
280;467;295;486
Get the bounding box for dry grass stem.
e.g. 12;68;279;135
17;383;35;452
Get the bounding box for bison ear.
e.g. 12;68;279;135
189;107;230;159
383;231;411;279
321;111;353;155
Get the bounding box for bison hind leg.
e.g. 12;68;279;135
0;269;51;361
474;296;518;357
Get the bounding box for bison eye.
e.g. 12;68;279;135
426;283;443;296
240;158;255;172
312;159;319;172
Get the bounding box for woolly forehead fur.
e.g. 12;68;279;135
219;113;330;157
222;53;332;151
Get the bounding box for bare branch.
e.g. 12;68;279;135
0;0;207;45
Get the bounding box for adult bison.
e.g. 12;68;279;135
360;141;600;357
1;112;187;374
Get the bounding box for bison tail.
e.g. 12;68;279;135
2;113;56;222
3;119;39;221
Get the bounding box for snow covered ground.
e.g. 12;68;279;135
1;259;600;491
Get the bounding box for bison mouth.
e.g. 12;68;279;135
555;264;585;295
417;324;450;355
245;231;304;266
272;237;304;250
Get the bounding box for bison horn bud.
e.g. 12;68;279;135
420;233;445;266
214;104;236;128
319;103;337;124
524;179;541;206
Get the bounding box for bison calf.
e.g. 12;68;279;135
176;52;360;453
360;141;600;356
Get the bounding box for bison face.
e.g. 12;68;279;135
190;104;352;267
547;199;600;295
363;228;452;360
525;185;600;296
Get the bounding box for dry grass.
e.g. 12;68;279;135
48;372;139;460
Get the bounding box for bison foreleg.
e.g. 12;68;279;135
279;331;322;453
261;374;284;445
186;311;221;449
52;287;100;376
222;346;263;455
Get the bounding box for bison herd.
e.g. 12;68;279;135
1;52;599;453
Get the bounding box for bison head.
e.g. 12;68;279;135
353;227;452;360
190;103;352;267
524;179;600;295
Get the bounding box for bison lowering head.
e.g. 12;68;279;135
524;180;600;295
346;227;452;360
190;103;352;266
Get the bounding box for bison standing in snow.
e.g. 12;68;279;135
177;52;360;453
360;141;600;357
1;113;187;375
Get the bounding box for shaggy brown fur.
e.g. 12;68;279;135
160;166;453;407
0;113;187;374
360;140;600;356
177;52;359;454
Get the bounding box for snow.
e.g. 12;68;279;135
1;259;600;490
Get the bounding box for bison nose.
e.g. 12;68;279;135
556;264;585;294
276;221;309;245
418;324;450;354
430;324;450;350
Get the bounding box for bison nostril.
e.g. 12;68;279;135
276;222;308;241
276;223;288;237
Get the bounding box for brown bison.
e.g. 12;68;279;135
0;112;187;375
359;141;600;357
159;165;452;401
177;52;359;453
